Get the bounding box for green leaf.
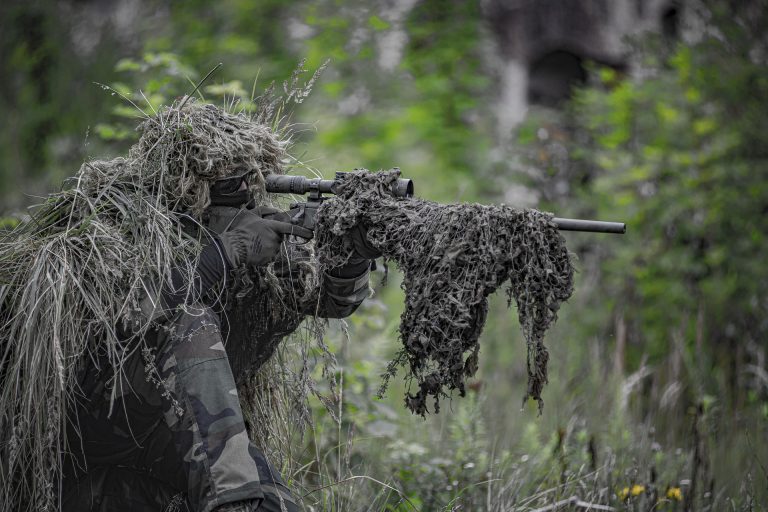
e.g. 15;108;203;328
115;58;141;72
94;123;135;141
368;15;390;31
204;80;249;98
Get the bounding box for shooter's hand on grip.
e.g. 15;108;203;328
217;207;313;270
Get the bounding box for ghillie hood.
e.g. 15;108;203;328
0;99;287;511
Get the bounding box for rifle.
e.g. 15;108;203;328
265;172;626;234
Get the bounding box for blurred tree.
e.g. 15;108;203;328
0;0;140;208
299;0;494;201
93;0;495;203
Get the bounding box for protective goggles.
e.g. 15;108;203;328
210;169;253;196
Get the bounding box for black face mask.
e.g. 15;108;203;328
209;188;251;207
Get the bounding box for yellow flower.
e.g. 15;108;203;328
667;487;683;501
618;484;646;500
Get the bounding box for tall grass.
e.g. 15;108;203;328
274;276;766;511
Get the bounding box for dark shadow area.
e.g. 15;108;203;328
527;49;587;106
662;3;681;40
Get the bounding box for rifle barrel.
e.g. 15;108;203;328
553;217;626;234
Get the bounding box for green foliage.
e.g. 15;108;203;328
508;2;768;505
0;1;128;205
0;216;20;230
299;0;492;201
566;15;768;391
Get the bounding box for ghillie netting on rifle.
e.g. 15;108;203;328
0;94;318;510
314;169;575;415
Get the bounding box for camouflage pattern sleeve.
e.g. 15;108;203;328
313;267;371;318
62;303;299;512
273;239;371;319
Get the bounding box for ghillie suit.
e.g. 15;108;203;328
0;98;364;511
315;169;575;415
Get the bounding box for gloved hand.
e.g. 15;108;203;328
217;207;313;270
324;224;381;280
349;224;382;261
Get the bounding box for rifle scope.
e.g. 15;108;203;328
265;173;414;198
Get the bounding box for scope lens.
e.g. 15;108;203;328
394;179;414;197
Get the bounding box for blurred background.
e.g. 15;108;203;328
1;0;767;509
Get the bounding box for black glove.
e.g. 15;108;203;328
349;224;382;260
324;225;381;280
217;207;313;270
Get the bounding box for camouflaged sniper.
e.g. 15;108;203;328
0;99;357;511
